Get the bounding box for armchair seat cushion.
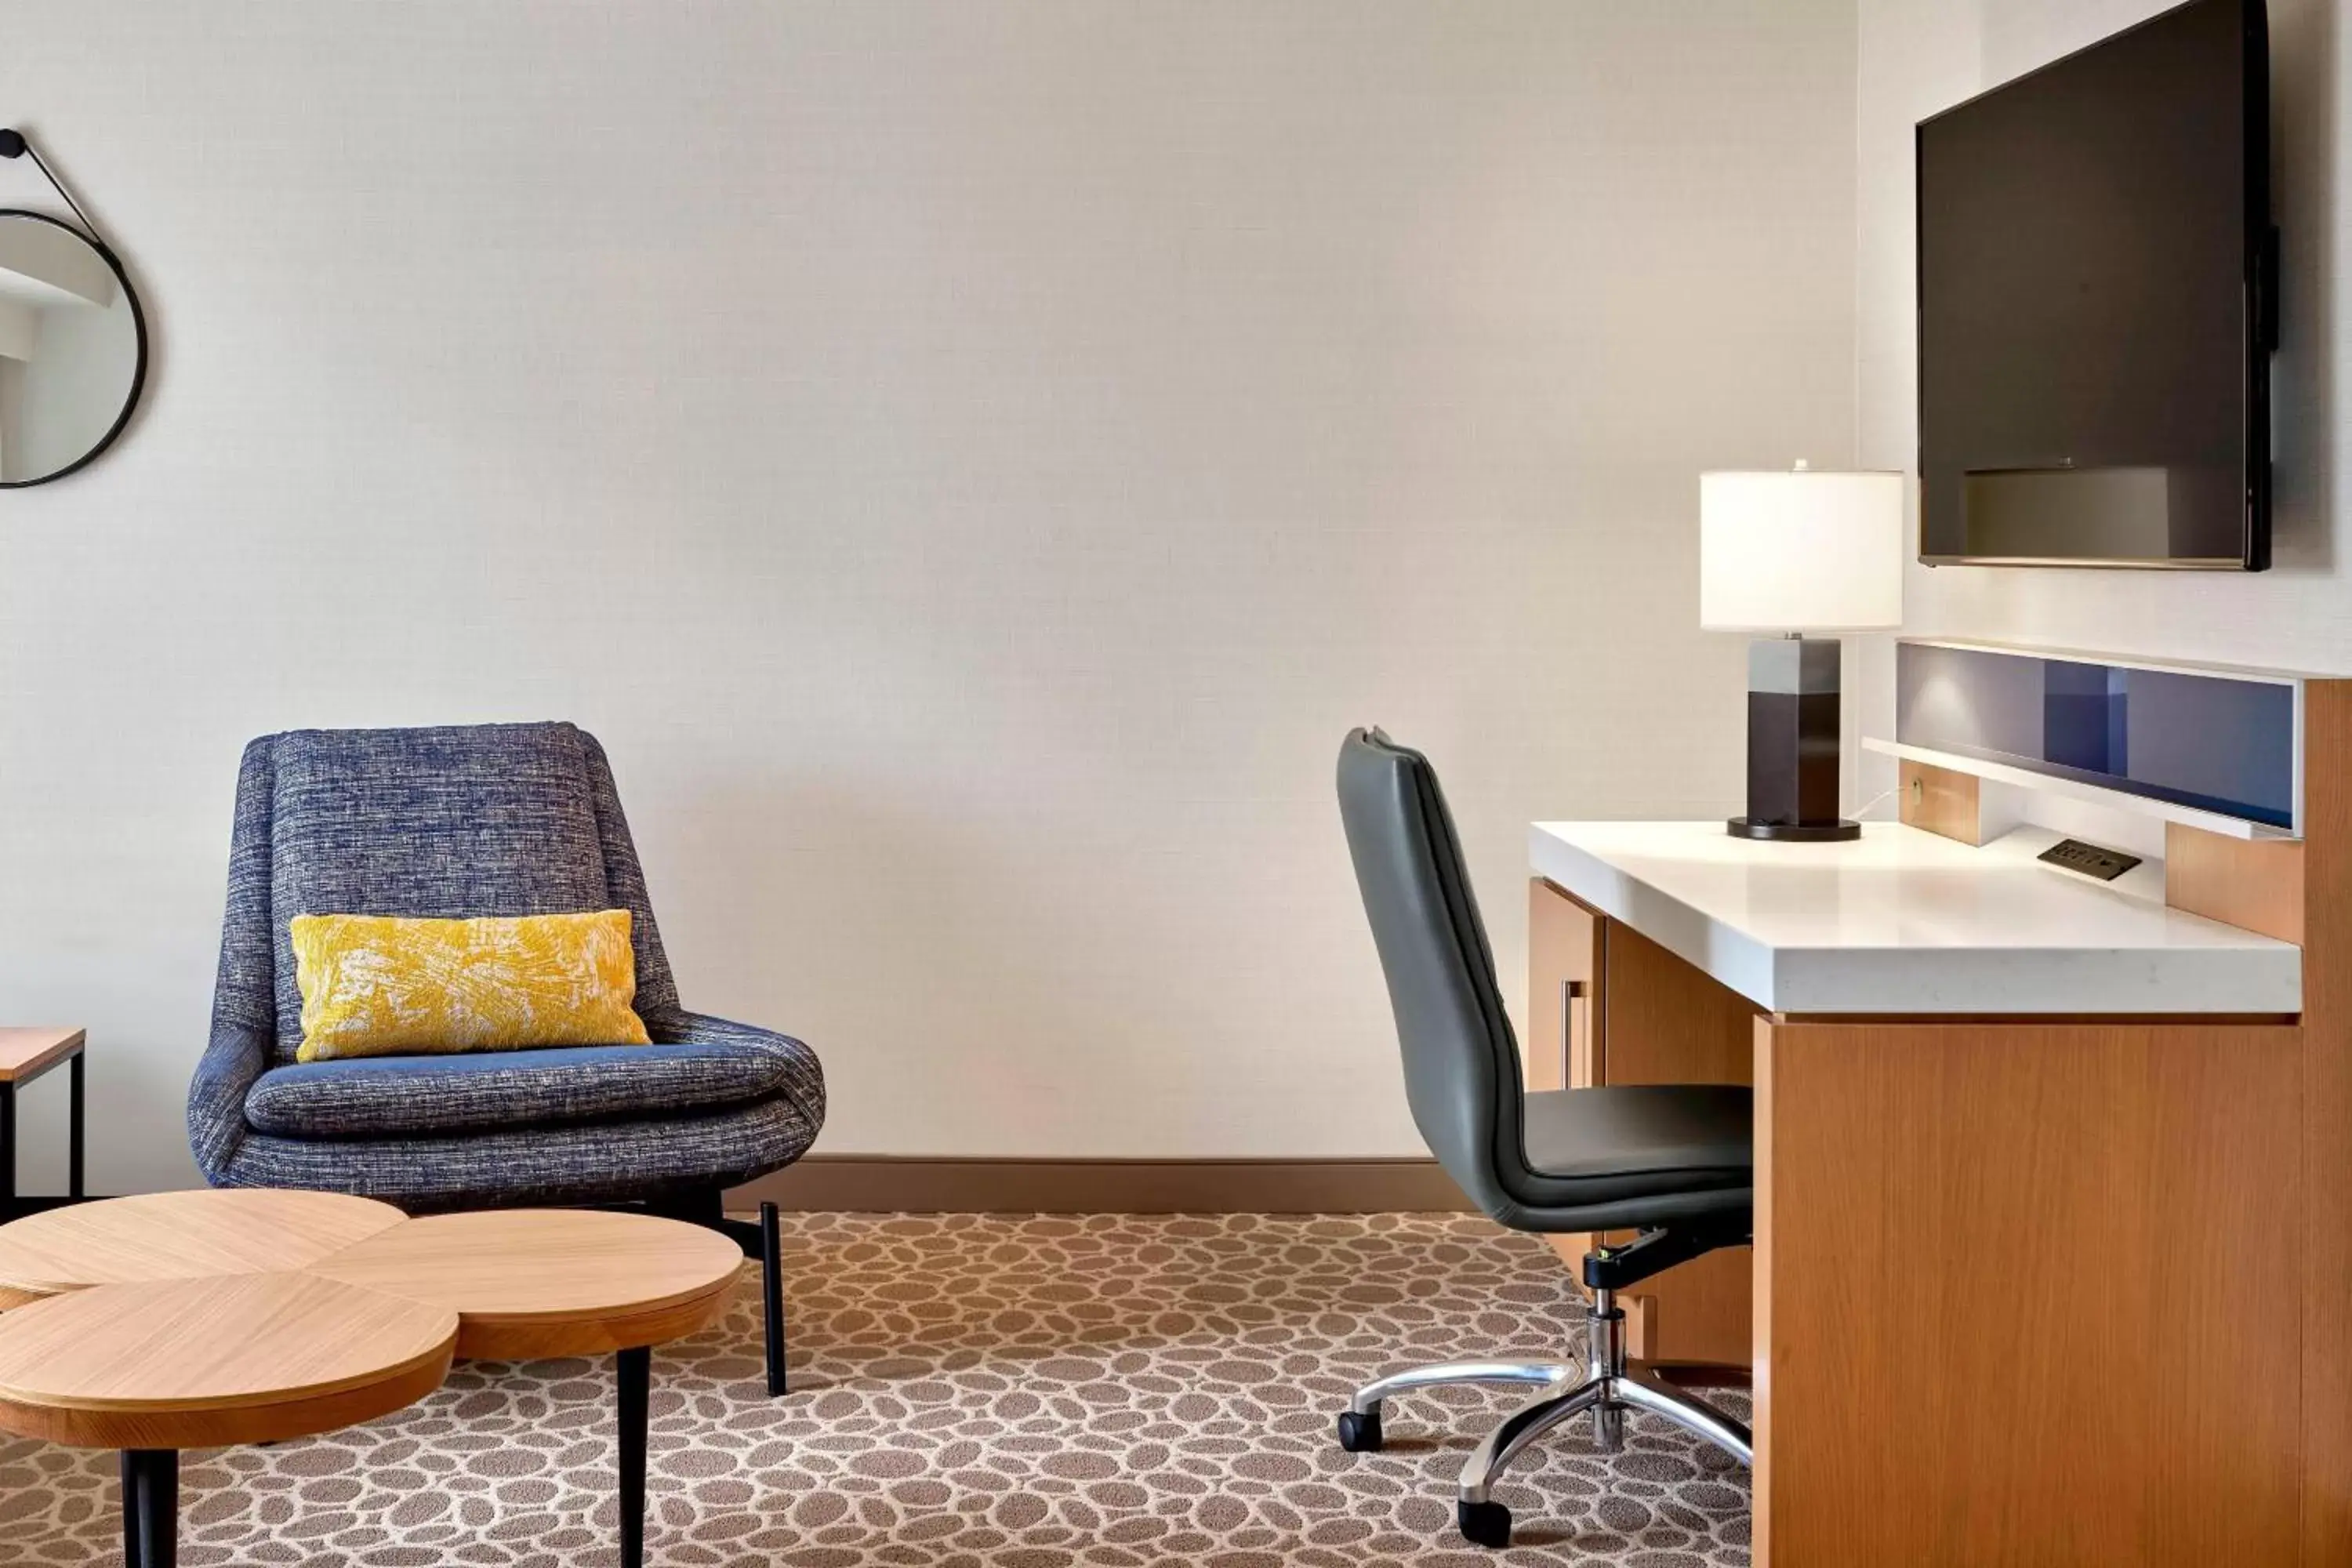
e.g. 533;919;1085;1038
245;1039;797;1141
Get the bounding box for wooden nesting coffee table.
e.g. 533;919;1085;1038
0;1190;744;1567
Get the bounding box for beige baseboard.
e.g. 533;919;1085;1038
727;1155;1475;1214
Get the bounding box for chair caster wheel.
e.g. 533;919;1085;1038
1335;1409;1383;1453
1458;1498;1512;1549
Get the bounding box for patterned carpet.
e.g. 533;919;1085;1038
0;1212;1750;1566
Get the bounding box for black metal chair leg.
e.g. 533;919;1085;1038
69;1051;85;1199
662;1190;789;1399
119;1451;143;1568
760;1200;786;1396
129;1450;175;1568
617;1345;649;1568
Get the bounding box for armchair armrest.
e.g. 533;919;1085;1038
187;1015;271;1181
644;1008;828;1134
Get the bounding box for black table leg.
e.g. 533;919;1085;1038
760;1201;786;1396
2;1081;15;1218
125;1449;175;1568
119;1451;143;1568
618;1345;649;1568
68;1051;85;1200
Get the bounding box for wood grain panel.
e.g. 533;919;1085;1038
0;1271;455;1449
0;1189;408;1300
1526;880;1602;1094
451;1290;736;1360
0;1028;82;1083
1749;1019;1779;1559
1899;760;1984;845
309;1208;745;1359
2165;821;2305;945
2300;679;2352;1563
1754;1018;2302;1567
1541;924;1759;1367
1600;926;1755;1368
1601;925;1755;1087
1533;880;1606;1290
0;1353;450;1450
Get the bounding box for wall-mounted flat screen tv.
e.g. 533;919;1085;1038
1917;0;2274;569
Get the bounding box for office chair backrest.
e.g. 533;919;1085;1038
1335;728;1525;1218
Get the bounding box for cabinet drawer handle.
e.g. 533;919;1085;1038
1562;980;1587;1086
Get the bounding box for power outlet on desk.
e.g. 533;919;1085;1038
2036;837;2142;883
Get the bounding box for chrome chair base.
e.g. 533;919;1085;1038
1337;1287;1751;1549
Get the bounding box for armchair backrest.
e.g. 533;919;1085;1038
216;722;680;1063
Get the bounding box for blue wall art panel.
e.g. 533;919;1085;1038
1896;642;2296;830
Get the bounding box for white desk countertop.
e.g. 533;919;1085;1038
1529;820;2301;1016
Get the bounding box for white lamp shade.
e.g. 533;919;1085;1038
1699;470;1905;632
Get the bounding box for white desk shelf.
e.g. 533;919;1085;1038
1861;736;2296;841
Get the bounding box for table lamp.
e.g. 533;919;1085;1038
1700;463;1904;841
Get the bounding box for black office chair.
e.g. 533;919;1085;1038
1333;728;1754;1549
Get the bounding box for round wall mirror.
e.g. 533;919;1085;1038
0;209;147;488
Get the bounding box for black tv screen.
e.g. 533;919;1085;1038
1917;0;2273;569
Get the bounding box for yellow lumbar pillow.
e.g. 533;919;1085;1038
290;909;652;1063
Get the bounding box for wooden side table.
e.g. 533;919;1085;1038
0;1029;85;1217
0;1194;746;1567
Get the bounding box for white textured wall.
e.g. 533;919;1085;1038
1857;0;2350;684
1;2;1857;1192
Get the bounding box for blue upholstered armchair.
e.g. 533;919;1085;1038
187;721;824;1390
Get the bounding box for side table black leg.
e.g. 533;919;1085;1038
129;1449;176;1568
618;1345;649;1568
2;1081;15;1219
760;1201;787;1396
119;1451;143;1568
69;1051;85;1200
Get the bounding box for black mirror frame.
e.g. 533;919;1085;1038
0;208;149;490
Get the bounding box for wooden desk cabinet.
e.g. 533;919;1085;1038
1523;676;2352;1565
1529;878;1755;1370
1516;659;2352;1564
1753;1011;2300;1566
1530;857;2318;1565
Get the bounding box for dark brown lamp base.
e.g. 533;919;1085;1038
1726;816;1861;842
1741;636;1852;846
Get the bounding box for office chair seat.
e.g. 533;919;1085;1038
1522;1083;1750;1185
1334;728;1755;1549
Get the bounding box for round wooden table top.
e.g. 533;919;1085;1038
0;1189;408;1308
0;1271;458;1449
308;1208;746;1359
0;1191;749;1368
